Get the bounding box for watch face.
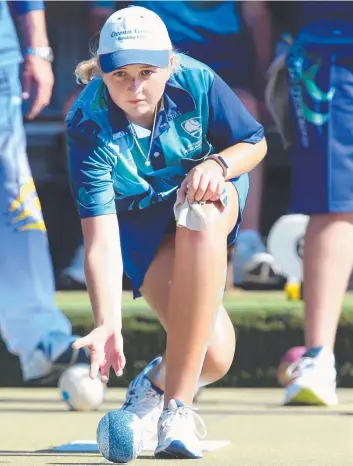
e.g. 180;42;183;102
41;48;54;62
27;47;54;62
46;49;54;61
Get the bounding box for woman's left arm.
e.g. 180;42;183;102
205;72;268;177
180;73;267;203
214;138;267;180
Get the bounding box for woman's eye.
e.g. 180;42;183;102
114;71;126;78
141;70;153;76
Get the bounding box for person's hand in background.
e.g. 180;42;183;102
22;54;54;119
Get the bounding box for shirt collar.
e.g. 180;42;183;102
164;76;196;118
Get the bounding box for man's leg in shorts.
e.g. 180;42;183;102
0;64;87;381
303;65;353;350
285;54;353;405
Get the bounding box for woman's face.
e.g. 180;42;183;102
101;59;172;124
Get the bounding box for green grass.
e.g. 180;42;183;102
55;289;353;319
3;289;352;387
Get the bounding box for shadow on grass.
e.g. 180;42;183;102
0;397;60;403
48;457;156;465
0;451;98;457
0;408;88;413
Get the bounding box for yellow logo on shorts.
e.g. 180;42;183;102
7;178;46;232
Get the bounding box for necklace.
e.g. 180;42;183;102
129;106;157;167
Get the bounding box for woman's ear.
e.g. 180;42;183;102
97;57;106;83
97;56;102;72
165;54;174;80
169;52;180;75
169;55;174;72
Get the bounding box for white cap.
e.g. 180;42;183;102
98;6;172;73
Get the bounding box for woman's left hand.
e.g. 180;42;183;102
179;160;225;204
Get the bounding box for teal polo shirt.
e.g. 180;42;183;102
67;54;264;218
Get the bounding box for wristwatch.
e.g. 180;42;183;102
25;46;54;63
206;154;229;178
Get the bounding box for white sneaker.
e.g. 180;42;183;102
233;230;286;290
155;399;206;459
284;346;338;406
23;332;89;382
121;357;164;444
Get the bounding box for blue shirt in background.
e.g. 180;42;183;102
133;1;245;68
0;1;45;66
299;1;353;29
132;1;255;90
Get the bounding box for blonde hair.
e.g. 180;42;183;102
75;34;100;84
75;50;181;85
75;56;100;85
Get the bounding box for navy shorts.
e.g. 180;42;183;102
118;174;249;298
289;22;353;214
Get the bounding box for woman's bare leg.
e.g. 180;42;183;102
141;183;238;406
140;241;236;391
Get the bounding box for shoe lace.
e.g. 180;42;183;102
126;384;163;415
161;406;207;440
286;357;316;379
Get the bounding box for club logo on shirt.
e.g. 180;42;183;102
181;117;202;139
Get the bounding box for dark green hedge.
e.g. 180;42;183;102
2;309;353;387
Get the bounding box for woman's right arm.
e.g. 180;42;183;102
78;214;126;381
66;120;125;379
82;214;123;331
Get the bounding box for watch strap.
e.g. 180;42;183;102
206;154;229;178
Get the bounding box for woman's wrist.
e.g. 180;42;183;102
202;159;225;177
94;315;122;331
205;154;229;178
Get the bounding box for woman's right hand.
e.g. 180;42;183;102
72;325;126;383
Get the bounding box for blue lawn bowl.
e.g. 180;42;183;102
96;410;144;463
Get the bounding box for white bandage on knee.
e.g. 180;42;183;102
173;189;208;231
173;188;228;231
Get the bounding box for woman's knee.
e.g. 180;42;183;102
201;315;236;385
205;343;235;382
176;185;239;247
